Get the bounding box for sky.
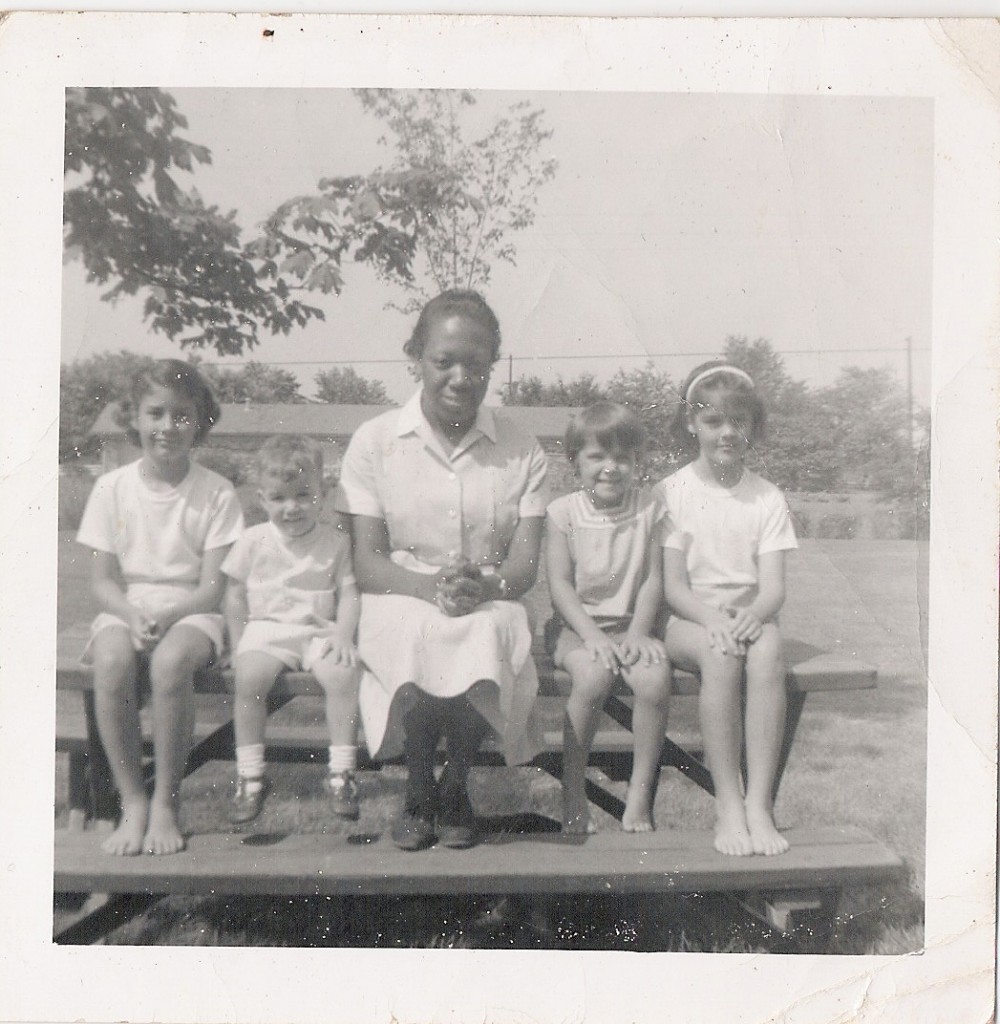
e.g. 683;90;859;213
61;88;933;405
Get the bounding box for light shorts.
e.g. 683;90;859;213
235;620;339;672
79;581;226;664
547;619;632;671
82;611;225;664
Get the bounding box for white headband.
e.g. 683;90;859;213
685;365;755;404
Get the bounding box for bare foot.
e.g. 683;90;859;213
143;801;186;855
714;799;754;856
746;805;789;856
561;780;597;834
621;782;654;833
101;798;149;856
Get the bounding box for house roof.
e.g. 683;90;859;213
90;403;579;442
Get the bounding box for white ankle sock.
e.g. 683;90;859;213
328;745;357;775
236;743;266;781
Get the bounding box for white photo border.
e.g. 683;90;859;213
0;13;996;1024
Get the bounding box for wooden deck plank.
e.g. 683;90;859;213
54;826;904;898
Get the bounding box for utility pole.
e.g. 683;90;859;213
905;336;914;448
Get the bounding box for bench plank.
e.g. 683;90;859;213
54;825;904;898
54;625;877;826
56;694;638;756
55;626;876;698
55;661;876;697
56;694;235;752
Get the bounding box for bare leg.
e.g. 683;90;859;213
561;651;615;834
743;624;789;855
232;651;286;751
144;625;213;855
666;619;753;856
90;627;147;856
311;656;361;749
620;659;672;833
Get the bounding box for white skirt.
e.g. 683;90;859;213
356;593;543;765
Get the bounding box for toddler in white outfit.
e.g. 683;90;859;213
222;435;362;825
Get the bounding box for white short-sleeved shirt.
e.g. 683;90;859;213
655;463;797;609
77;459;244;590
545;487;667;628
221;521;355;627
335;390;549;572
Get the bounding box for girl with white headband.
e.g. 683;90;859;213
655;361;798;856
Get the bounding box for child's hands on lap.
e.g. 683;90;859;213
583;636;621;673
127;608;160;651
315;635;359;667
727;607;763;644
705;609;745;657
139;601;182;645
618;634;668;667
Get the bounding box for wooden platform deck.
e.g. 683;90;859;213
54;624;897;945
54;824;904;898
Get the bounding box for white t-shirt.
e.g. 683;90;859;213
221;521;355;627
77;459;244;592
655;463;797;610
545;487;667;629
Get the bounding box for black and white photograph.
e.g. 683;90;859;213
1;13;997;1024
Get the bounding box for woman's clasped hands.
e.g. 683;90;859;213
434;558;487;617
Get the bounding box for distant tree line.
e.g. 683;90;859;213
60;336;927;509
59;354;392;464
501;336;927;502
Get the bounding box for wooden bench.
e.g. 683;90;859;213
54;624;903;944
56;624;876;826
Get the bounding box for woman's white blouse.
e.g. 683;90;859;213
335;390;548;573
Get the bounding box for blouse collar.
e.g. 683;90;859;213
396;389;498;447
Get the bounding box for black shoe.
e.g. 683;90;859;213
227;776;271;826
437;783;477;849
326;771;360;821
391;807;437;851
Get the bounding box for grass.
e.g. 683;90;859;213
54;533;927;952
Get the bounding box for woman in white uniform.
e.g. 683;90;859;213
335;291;548;851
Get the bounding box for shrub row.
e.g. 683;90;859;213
60;462;929;541
790;505;929;541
